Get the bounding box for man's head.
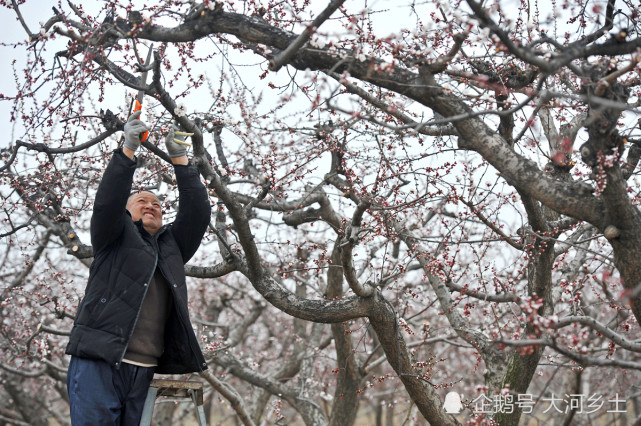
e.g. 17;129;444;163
126;191;163;235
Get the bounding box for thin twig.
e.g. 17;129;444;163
269;0;346;71
199;367;257;426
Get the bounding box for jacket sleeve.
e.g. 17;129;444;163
90;149;137;253
169;163;211;263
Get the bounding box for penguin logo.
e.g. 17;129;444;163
443;391;463;414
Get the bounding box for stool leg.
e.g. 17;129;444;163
139;387;158;426
190;390;208;426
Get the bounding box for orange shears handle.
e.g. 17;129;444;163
133;99;149;142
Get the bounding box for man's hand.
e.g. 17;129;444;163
165;122;193;160
123;111;149;154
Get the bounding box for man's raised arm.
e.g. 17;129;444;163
165;123;210;263
91;112;149;252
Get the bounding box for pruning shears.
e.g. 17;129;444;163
130;43;193;148
133;44;154;141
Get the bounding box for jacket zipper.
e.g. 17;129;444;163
116;242;158;368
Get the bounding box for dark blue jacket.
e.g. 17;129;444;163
65;149;210;374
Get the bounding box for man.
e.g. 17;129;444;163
65;111;210;425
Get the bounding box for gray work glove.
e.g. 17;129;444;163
123;111;149;152
164;122;193;158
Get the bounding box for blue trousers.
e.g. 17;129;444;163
67;356;156;426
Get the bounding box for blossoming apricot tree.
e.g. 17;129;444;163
1;0;640;424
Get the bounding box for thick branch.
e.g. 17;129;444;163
340;200;375;297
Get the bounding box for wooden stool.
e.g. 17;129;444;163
139;379;207;426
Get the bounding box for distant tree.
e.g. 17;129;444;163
1;0;640;424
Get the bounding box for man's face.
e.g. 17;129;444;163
126;191;163;235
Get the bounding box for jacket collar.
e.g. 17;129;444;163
132;216;169;239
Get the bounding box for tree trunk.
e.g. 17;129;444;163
327;245;362;426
